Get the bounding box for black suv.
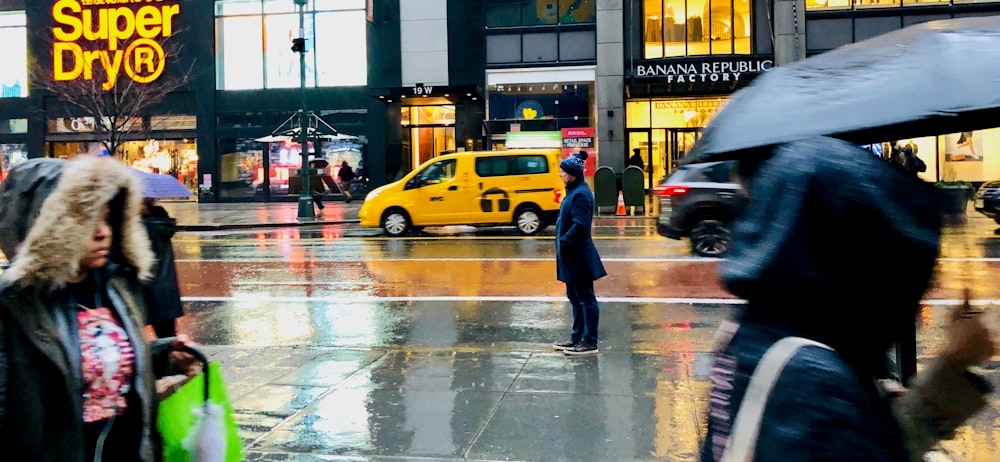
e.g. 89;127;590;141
974;179;1000;226
654;161;747;257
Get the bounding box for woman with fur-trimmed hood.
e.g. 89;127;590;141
0;156;196;462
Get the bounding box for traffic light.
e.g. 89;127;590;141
291;38;306;53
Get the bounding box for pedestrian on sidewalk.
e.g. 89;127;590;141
553;151;606;356
308;158;336;212
140;197;184;338
700;137;996;462
338;161;355;203
0;156;201;462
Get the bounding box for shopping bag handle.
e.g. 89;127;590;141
172;342;210;402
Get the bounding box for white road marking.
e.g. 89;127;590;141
179;295;999;306
175;257;719;263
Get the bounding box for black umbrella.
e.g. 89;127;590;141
685;16;1000;163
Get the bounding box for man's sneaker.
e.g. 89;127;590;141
564;342;598;356
553;341;577;351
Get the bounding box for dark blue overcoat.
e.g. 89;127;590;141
555;178;607;283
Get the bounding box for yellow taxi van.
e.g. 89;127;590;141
358;149;565;236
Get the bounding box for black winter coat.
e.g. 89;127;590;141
141;212;184;325
702;137;942;461
0;157;166;462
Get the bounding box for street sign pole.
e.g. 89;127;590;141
294;0;314;219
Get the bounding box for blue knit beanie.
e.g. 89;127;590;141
560;151;587;177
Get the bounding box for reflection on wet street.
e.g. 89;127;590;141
169;217;1000;461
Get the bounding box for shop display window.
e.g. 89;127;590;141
268;139;306;196
48;140;199;198
0;144;27;184
150;116;197;131
643;0;751;58
488;82;593;127
486;0;596;27
0;119;27;134
806;0;972;9
219;138;267;199
215;0;367;90
0;11;27;98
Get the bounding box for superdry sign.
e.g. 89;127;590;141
51;0;181;90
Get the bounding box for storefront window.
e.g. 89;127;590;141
219;138;267;199
805;0;969;10
268;140;305;196
215;0;367;90
643;0;751;58
0;11;27;98
48;140;199;197
0;144;28;184
938;130;998;183
486;0;597;27
627;98;725;129
320;137;364;178
0;119;27;134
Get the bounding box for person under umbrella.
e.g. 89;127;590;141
700;137;997;462
140;197;184;338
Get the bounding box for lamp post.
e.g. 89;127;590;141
293;0;314;219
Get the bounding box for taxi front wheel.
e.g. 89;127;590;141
382;209;411;237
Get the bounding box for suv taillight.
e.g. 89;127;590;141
654;185;688;197
554;188;563;203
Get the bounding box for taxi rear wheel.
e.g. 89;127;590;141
382;209;411;237
515;207;543;235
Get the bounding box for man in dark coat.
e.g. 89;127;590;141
337;161;355;203
701;137;994;461
553;151;607;356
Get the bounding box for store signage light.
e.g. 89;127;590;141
51;0;181;90
634;58;773;83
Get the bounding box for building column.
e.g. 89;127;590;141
596;0;625;172
774;0;807;66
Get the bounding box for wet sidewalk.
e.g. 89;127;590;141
161;200;365;231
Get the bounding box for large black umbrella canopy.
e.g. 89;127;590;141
685;15;1000;163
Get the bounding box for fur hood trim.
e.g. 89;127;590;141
3;157;153;287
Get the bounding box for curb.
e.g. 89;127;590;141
177;219;361;232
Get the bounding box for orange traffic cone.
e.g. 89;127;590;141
616;191;626;216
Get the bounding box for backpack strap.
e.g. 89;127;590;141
721;337;834;462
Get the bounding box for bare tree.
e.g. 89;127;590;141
31;34;194;158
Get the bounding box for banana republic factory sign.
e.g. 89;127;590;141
633;58;773;84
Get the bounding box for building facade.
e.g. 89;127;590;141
1;0;999;202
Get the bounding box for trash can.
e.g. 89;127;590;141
621;166;645;215
594;166;617;215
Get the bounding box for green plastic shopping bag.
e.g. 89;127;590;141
157;360;242;462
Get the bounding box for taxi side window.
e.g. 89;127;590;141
516;156;548;175
409;159;457;189
476;155;548;177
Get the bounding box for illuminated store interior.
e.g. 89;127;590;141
642;0;752;58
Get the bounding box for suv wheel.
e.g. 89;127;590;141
515;207;543;235
382;209;411;237
690;220;731;257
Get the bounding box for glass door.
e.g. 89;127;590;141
671;129;701;169
627;130;650;189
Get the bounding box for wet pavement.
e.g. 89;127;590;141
1;200;998;460
156;210;1000;461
